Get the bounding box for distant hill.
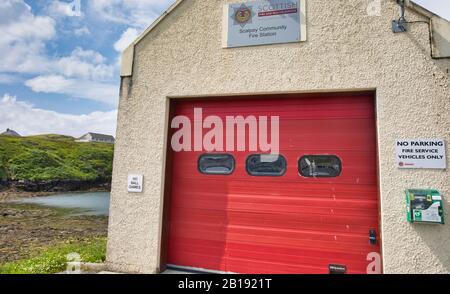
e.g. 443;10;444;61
0;134;114;182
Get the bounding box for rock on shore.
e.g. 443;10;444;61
0;179;111;193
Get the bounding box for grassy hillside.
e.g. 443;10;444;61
0;135;113;182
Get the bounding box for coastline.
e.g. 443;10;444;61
0;185;110;264
0;179;111;202
0;201;108;263
0;187;111;203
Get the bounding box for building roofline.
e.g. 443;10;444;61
78;132;115;140
408;0;447;21
88;132;115;138
121;0;184;77
134;0;185;46
120;0;449;77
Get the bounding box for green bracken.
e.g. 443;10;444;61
0;135;113;181
0;237;107;274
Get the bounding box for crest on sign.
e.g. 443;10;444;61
232;4;254;27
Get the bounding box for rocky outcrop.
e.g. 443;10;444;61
0;179;111;193
0;181;10;191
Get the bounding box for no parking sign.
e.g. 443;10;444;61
396;139;447;169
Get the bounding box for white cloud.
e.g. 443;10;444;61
48;0;83;18
25;75;118;106
71;47;106;64
0;94;117;137
114;28;139;52
0;74;21;84
74;26;91;36
0;1;118;107
47;0;72;17
0;0;56;74
89;0;175;30
0;0;116;85
25;75;73;93
54;47;114;81
0;1;56;41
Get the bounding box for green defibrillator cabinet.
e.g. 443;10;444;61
406;189;444;224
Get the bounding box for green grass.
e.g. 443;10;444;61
0;237;107;274
0;134;113;181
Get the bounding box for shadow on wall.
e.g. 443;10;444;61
405;18;450;272
433;30;450;57
404;21;450;78
432;30;450;77
413;220;450;273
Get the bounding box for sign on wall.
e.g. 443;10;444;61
223;0;306;48
396;139;447;169
128;174;143;193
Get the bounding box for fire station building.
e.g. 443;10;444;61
106;0;450;274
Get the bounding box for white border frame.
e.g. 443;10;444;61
222;0;307;48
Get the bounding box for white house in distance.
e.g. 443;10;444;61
0;128;21;137
76;132;115;144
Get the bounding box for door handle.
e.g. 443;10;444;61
369;229;377;245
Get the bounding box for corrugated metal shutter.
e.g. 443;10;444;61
167;93;380;274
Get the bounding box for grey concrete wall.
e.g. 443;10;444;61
107;0;450;274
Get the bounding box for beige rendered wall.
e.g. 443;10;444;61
107;0;450;274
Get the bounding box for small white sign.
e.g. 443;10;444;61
128;174;143;193
396;139;447;169
421;202;442;223
223;0;306;48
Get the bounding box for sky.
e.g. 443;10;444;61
0;0;448;138
0;0;177;137
414;0;450;21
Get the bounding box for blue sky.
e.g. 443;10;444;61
0;0;176;136
0;0;448;137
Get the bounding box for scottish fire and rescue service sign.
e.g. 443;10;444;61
223;0;306;48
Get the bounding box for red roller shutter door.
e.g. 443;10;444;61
166;93;381;274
